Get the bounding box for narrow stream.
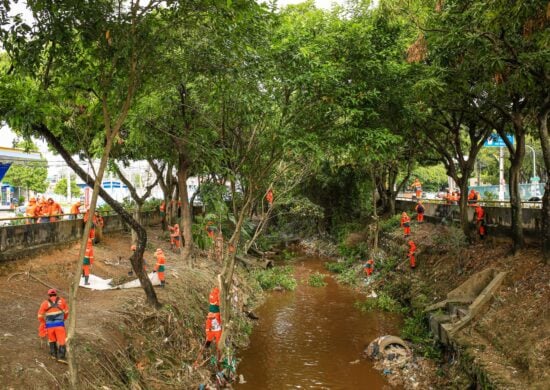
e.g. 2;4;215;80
236;256;402;389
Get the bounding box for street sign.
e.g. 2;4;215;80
484;133;514;147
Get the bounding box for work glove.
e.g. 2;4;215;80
153;270;156;273
38;323;46;338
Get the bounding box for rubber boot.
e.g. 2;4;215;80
49;342;58;359
160;280;165;288
84;275;90;285
57;345;67;363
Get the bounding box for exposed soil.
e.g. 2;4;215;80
380;221;550;389
0;227;256;389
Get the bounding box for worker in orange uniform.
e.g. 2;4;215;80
69;201;81;220
37;289;69;362
82;238;94;285
38;198;51;223
26;197;38;224
205;312;222;351
410;178;422;199
400;212;411;237
153;248;166;287
363;259;375;277
266;189;274;206
83;209;95;241
408;240;417;269
48;198;64;222
208;286;221;321
467;189;478;205
474;204;485;239
169;223;181;251
415;201;425;223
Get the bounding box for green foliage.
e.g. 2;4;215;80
379;214;402;233
335;265;361;286
324;257;356;274
142;198;161;212
308;272;327;287
53;176;82;197
356;292;403;313
400;311;441;360
410;164;448;192
253;266;297;291
3;161;48;193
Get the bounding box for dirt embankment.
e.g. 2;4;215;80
379;221;549;389
0;227;260;389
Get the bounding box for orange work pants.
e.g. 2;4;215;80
157;272;165;282
403;226;411;236
409;253;416;268
82;265;90;276
206;330;221;346
417;213;424;222
47;326;66;345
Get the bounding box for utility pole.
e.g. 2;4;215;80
498;147;505;201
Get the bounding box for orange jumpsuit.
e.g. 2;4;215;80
69;202;81;218
205;313;222;348
408;241;417;268
83;210;96;240
364;259;374;276
38;295;69;357
475;206;486;239
411;179;422;199
49;201;63;222
415;202;425;223
154;251;166;287
82;239;94;284
401;213;411;237
38;201;51;223
169;224;181;248
208;286;221;321
26;199;38;224
266;189;274;206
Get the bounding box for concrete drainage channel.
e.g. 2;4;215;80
425;268;509;387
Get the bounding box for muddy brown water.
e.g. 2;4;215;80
236;256;402;389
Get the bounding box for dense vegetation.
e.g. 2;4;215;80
0;0;548;385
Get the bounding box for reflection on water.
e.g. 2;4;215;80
236;256;401;389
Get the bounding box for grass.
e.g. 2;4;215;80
400;311;442;360
355;292;404;313
308;272;327;287
253;266;297;291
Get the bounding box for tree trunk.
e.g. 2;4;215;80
537;105;550;262
457;177;471;239
36;124;160;308
132;204;142;245
177;155;193;262
508;127;526;253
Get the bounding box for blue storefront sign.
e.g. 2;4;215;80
484;134;514;148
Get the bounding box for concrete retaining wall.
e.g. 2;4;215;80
395;200;542;235
0;211;161;262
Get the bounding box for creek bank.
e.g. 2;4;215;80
0;227;265;389
369;221;549;389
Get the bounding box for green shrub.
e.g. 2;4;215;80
400;311;441;360
379;214;402;233
336;266;360;286
355;292;403;313
253;266;297;291
308;272;327;287
324;257;355;274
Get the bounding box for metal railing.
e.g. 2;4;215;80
396;196;543;209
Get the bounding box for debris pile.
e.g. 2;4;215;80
365;335;437;389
